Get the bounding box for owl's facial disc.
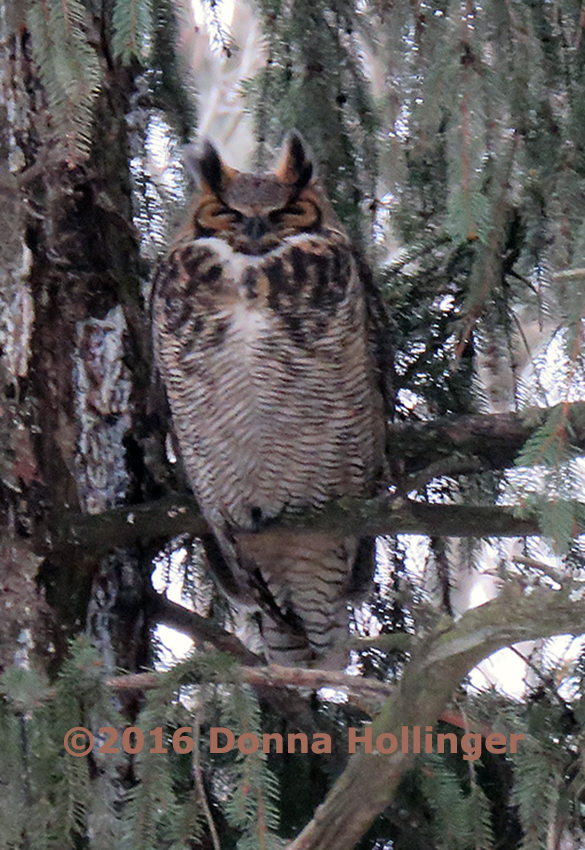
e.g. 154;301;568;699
192;138;321;253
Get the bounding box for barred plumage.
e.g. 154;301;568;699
152;133;388;665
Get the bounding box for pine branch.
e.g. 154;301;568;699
108;584;585;850
150;593;262;665
27;0;103;163
388;401;585;482
192;702;221;850
454;132;517;356
112;0;153;62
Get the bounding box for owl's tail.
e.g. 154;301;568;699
238;532;374;667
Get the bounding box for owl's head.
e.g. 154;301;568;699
186;133;335;255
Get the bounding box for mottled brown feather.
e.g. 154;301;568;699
152;134;388;665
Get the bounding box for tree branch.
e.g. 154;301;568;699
113;583;585;850
107;664;395;702
44;402;585;564
285;584;585;850
387;401;585;482
52;494;553;562
149;592;262;666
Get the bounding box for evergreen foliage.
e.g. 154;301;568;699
419;753;485;850
219;685;286;850
26;0;103;163
112;0;154;64
0;638;120;848
148;0;197;141
249;0;379;242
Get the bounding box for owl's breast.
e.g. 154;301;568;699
153;232;384;531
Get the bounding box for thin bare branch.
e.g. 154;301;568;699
150;592;262;665
106;664;394;701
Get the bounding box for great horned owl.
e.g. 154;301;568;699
152;133;389;665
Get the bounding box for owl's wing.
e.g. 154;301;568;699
357;250;396;429
341;252;393;601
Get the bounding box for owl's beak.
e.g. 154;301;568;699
244;216;269;241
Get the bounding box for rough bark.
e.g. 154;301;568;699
0;9;53;671
0;8;166;690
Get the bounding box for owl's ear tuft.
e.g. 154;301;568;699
198;141;226;194
276;131;314;189
185;141;231;196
